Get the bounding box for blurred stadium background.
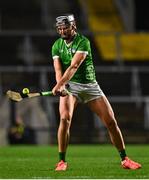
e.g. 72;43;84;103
0;0;149;146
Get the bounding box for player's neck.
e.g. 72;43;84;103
65;32;77;44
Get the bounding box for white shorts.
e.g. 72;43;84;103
66;81;104;103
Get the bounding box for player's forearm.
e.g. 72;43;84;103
55;71;63;83
53;59;63;83
56;65;77;87
53;53;86;94
59;53;86;85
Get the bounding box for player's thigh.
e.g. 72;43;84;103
88;95;115;124
59;95;78;119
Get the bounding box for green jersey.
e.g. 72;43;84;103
52;33;96;83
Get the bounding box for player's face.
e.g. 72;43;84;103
57;24;74;40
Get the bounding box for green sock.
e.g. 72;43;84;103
59;152;66;162
119;149;127;161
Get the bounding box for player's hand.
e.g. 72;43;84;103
58;89;69;96
52;85;68;96
52;85;59;96
53;90;68;97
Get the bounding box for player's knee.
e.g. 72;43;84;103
60;112;71;126
60;112;71;121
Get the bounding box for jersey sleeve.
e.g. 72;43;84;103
52;41;60;60
76;38;90;55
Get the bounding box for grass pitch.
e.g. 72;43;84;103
0;144;148;179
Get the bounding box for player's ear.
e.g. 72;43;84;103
73;25;77;30
72;23;77;31
56;27;60;34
